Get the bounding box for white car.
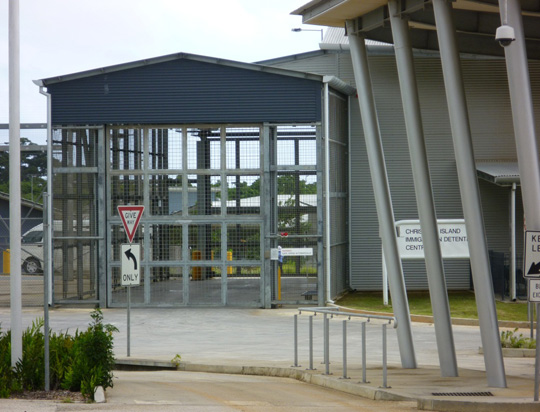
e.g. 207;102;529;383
20;221;92;275
21;224;44;275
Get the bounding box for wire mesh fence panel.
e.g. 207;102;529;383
0;126;49;306
226;266;261;306
148;128;183;171
226;175;261;215
188;223;222;304
271;124;320;304
51;128;100;304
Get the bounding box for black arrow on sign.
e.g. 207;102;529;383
124;248;137;270
528;262;540;275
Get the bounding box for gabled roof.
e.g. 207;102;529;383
36;51;333;87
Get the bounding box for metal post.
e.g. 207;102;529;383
323;82;333;304
324;316;330;375
9;0;22;368
432;0;506;388
346;20;417;369
510;183;516;301
341;320;349;379
535;303;540;401
127;286;131;357
43;193;50;392
308;315;315;370
388;0;458;377
362;321;368;383
382;323;388;388
293;314;299;367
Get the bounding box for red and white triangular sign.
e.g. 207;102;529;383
117;205;145;244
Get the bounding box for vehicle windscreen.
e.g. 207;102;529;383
22;231;43;244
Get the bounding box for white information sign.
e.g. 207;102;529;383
396;219;469;259
529;279;540;302
270;247;313;258
524;231;540;278
121;244;140;286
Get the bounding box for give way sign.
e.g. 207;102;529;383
118;205;145;243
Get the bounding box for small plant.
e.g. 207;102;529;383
63;309;118;400
0;309;117;400
171;354;182;368
500;328;536;349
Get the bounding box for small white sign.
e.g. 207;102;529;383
529;279;540;302
279;248;313;257
270;248;279;261
121;244;140;286
524;231;540;278
396;219;469;259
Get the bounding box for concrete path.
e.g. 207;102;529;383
0;307;538;411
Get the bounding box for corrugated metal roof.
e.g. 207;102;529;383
34;51;325;87
476;161;520;186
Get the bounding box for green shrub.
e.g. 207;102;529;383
0;308;117;401
501;328;536;349
63;309;118;400
15;319;45;391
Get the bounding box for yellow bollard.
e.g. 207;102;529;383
191;250;202;280
227;251;233;275
3;249;9;274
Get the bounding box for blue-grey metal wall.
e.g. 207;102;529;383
43;57;323;125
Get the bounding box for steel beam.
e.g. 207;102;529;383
388;0;458;377
346;20;417;369
432;0;506;388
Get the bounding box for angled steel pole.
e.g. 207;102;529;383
9;0;23;368
499;0;540;228
346;20;417;369
388;0;458;377
432;0;506;387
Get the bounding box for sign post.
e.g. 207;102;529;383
118;206;144;357
524;231;540;401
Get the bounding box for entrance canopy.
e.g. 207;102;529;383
476;161;520;186
293;0;540;60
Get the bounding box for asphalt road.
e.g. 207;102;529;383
3;370;418;412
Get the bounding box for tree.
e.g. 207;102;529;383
0;138;47;203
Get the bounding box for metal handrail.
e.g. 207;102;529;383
298;307;397;328
294;307;396;388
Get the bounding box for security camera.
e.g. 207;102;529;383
495;25;515;47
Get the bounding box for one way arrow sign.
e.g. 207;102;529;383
524;231;540;278
121;244;140;286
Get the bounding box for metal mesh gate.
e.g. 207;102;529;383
107;126;265;307
269;125;322;305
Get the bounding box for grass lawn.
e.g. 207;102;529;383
335;290;530;322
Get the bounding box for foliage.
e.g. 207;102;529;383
0;309;118;401
171;354;182;368
63;309;118;399
500;328;536;349
0;137;47;202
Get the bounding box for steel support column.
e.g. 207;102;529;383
346;20;417;369
9;0;22;367
388;0;457;377
499;1;540;230
432;0;506;387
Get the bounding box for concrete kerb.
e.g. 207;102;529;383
113;359;540;412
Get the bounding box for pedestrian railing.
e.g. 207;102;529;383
293;307;397;388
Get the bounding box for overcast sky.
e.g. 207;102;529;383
1;0;325;124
